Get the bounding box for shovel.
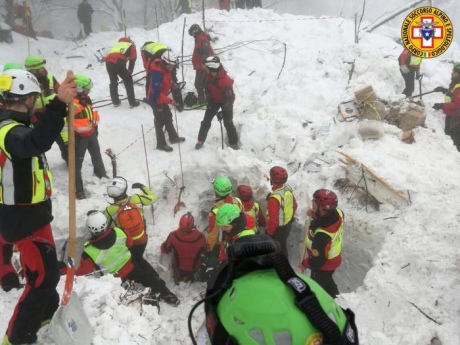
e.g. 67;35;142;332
173;186;186;215
50;71;94;345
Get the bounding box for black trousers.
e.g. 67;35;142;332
130;242;159;279
106;60;136;106
194;69;207;104
401;70;416;97
197;103;238;146
151;104;180;147
82;20;92;36
126;256;170;295
269;222;292;257
310;269;339;298
75;131;107;193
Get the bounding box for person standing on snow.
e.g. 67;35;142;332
77;0;94;37
236;184;266;232
195;56;239;150
176;0;192;15
301;189;343;298
72;74;108;199
70;211;180;306
104;176;157;275
433;63;460;151
398;47;422;98
189;24;214;107
147;50;185;152
24;55;68;165
141;41;184;111
105;37;140;108
265;166;297;256
160;212;207;284
0;69;77;345
219;0;230;10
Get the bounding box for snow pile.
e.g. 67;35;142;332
0;7;459;345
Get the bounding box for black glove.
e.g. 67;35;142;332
216;111;223;121
434;86;448;94
432;103;444;110
132;183;144;189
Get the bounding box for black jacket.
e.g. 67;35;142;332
77;2;94;23
0;97;67;242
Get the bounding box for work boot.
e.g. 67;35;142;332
158;291;180;307
157;145;173;152
130;101;140;108
113;101;121;107
230;144;240;150
170;137;185;144
195;141;204;150
76;191;87;200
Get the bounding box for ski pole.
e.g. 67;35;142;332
418;74;423;101
217;111;224;150
409;89;436;99
141;124;155;225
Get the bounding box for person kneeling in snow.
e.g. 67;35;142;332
64;210;180;306
160;212;207;284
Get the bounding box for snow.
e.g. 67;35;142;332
1;7;460;345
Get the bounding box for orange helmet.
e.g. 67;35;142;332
313;189;338;210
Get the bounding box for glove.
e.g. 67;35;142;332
128;68;133;75
58;261;67;275
132;183;144;189
399;65;410;74
216;111;223;121
434;86;448;94
432;103;444;110
415;70;422;80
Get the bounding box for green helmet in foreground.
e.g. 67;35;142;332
217;269;348;344
24;55;46;71
213;177;232;196
216;203;241;226
3;63;23;72
74;74;93;93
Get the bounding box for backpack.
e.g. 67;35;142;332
116;201;145;238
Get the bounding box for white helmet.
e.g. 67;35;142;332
86;211;108;236
1;69;41;100
204;56;221;70
107;176;127;198
161;49;178;65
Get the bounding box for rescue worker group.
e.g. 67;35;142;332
0;24;351;345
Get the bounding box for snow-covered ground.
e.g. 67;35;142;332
0;7;460;345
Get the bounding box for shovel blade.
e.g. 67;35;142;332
50;291;94;345
173;201;186;215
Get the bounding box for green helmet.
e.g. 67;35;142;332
213;177;232;196
454;63;460;73
3;63;23;72
216;203;241;226
24;55;46;71
74;74;93;93
216;269;348;344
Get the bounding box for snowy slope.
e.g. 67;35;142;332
0;8;460;345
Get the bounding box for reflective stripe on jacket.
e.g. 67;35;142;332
84;227;131;274
73;98;99;136
0;120;53;205
306;209;344;261
267;185;294;226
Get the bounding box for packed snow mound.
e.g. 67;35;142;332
0;7;459;345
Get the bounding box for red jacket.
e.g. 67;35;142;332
105;42;137;73
398;48;421;70
192;32;214;70
443;81;460;116
241;200;266;228
147;59;173;105
206;68;235;105
160;227;206;272
302;209;343;271
266;184;298;236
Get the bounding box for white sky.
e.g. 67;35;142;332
0;6;459;345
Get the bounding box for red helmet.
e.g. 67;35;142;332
237;185;253;201
313;189;338;210
179;212;194;232
269;166;288;184
119;37;132;43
